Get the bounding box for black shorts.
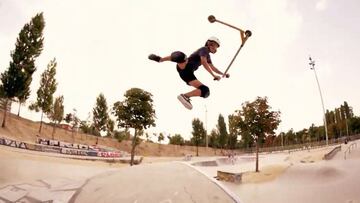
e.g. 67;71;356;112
176;64;197;85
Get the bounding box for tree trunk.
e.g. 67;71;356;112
255;137;259;172
39;111;44;134
130;129;137;166
52;123;56;140
196;144;199;156
2;99;8;127
72;131;75;143
17;102;21;117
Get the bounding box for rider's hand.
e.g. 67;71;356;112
214;75;221;81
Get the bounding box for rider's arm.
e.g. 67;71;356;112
209;63;224;75
201;56;218;78
159;56;171;62
209;63;230;78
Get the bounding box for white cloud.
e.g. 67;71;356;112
2;0;360;140
316;0;328;11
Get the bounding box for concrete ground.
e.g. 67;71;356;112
0;145;236;203
74;162;235;203
2;140;359;203
191;141;360;203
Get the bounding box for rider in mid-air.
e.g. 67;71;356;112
148;36;229;110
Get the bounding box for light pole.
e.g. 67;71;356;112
205;105;208;149
309;56;329;146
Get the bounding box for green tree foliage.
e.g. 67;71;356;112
217;114;228;150
233;96;281;172
228;115;239;150
92;93;109;135
191;118;206;156
239;131;255;149
47;95;64;139
17;88;30;116
158;132;164;143
64;109;80;141
208;129;220;154
272;102;357;148
29;58;57;133
144;132;152;142
1;13;44;127
106;119;115;137
208;129;219;148
64;113;72;124
114;130;131;142
79;120;99;136
308;124;319;142
349;116;360;134
112;88;156;166
168;134;185;145
325;101;355;138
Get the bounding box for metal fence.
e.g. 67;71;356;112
237;134;360;154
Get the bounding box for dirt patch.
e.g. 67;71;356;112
241;164;289;184
0;111;219;157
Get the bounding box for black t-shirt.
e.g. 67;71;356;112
187;46;212;71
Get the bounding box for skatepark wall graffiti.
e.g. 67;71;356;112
37;138;94;150
34;144;62;153
1;136;129;158
0;137;28;149
36;137;126;157
61;148;89;156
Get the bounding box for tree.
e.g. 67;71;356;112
191;118;206;156
64;113;72;125
343;101;353;119
29;58;57;133
209;129;219;154
158;133;164;144
144;132;152;142
64;109;80;141
349;116;360;134
308;124;319;142
114;130;131;142
79;120;98;136
47;96;64;139
228;115;240;150
112;88;156;166
106;119;115;137
233;96;281;172
238;130;254;149
17;88;30;116
217;114;228;150
284;128;295;145
168;134;185;145
70;109;80;142
92;93;109;135
0;13;44;127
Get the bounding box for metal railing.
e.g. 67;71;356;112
238;134;360;155
323;146;341;160
344;142;358;160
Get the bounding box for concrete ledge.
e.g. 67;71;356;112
216;171;242;183
323;146;341;160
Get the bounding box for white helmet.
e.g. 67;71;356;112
207;36;220;47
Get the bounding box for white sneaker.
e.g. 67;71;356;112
177;94;193;110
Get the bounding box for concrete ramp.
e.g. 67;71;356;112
73;162;236;203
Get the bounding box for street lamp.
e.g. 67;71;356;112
309;56;329;146
205;105;208;149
